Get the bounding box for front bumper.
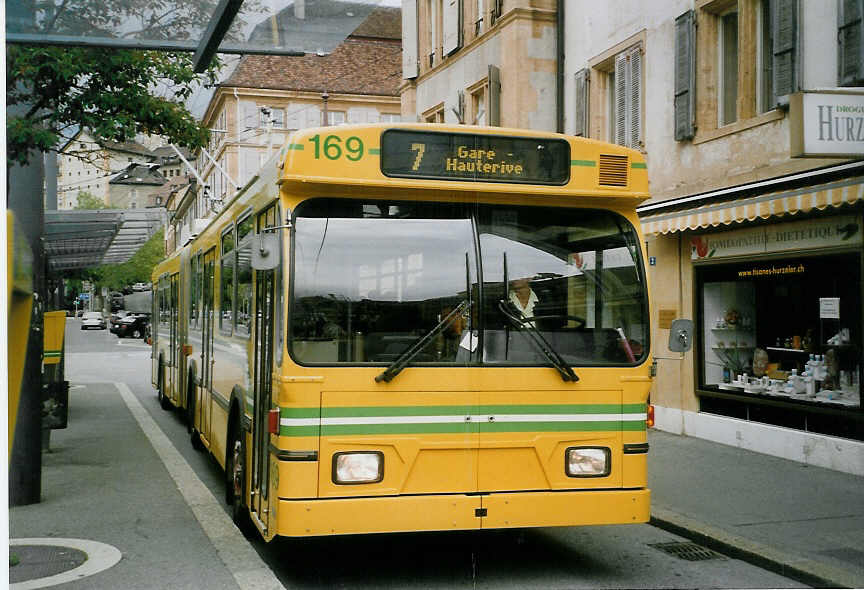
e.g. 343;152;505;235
274;488;649;537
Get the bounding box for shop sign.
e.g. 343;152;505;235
819;297;840;319
691;214;862;260
790;91;864;157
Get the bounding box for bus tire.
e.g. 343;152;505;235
184;371;196;432
226;420;251;533
157;359;172;411
190;428;204;451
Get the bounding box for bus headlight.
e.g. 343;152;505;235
333;452;384;484
565;447;610;477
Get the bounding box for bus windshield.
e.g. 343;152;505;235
290;198;648;367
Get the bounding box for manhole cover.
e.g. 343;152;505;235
9;545;88;583
649;541;726;561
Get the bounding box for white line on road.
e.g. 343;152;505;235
114;382;285;590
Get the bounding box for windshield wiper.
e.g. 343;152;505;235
375;300;471;383
498;300;579;382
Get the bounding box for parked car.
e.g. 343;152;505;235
115;314;149;339
81;311;106;330
132;282;150;292
109;310;130;333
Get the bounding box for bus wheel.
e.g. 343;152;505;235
226;424;251;532
184;373;196;432
157;362;172;411
190;428;204;451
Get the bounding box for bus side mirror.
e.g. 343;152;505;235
252;232;280;270
668;319;693;353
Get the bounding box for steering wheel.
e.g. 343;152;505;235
528;314;586;328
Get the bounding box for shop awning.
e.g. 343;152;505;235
640;176;864;235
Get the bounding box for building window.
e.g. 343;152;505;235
426;0;440;67
423;103;445;123
757;0;774;113
689;0;795;138
328;111;346;126
584;36;644;150
468;80;488;126
474;0;484;37
380;113;402;123
719;10;739;126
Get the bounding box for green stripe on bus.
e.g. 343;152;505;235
319;403;640;417
631;162;647;169
281;407;320;419
278;425;320;437
369;148;381;155
281;420;644;437
571;160;596;167
287;143;305;150
478;420;644;433
43;351;62;357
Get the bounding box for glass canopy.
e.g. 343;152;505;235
6;0;390;70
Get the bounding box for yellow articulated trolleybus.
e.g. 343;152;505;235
152;123;659;541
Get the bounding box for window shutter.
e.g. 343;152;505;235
674;10;695;141
443;0;462;55
573;68;589;137
772;0;797;102
629;45;642;149
839;0;864;86
488;64;501;126
403;0;419;78
615;52;628;146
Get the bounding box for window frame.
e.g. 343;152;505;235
585;31;646;150
219;222;236;335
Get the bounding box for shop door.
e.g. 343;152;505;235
199;249;215;439
251;265;275;531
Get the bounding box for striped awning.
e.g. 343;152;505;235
640;176;864;235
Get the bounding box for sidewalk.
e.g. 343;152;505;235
8;381;281;590
648;429;864;589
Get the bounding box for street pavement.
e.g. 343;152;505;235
8;316;863;588
649;428;864;588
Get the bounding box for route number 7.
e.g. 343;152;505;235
411;143;425;171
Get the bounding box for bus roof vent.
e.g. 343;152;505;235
598;154;629;187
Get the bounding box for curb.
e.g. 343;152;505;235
650;506;860;589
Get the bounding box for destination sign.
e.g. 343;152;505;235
380;129;570;185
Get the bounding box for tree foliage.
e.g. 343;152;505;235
88;228;165;290
73;190;112;210
6;45;219;166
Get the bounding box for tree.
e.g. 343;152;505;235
6;46;220;166
88;228;165;290
73;190;111;210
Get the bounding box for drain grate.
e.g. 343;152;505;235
649;541;726;561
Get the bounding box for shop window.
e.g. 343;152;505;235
697;252;861;411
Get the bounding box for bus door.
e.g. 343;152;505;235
200;248;216;440
169;273;179;403
251;258;275;529
251;204;279;531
